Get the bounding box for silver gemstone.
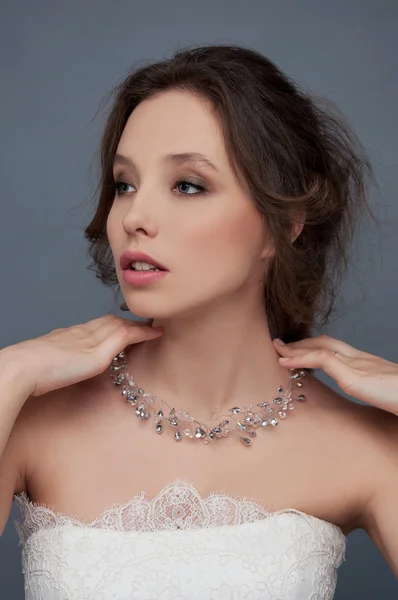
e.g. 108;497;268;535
237;422;246;431
270;418;278;426
169;417;179;427
240;437;252;446
175;431;182;441
231;407;241;414
195;427;206;438
157;409;164;419
297;394;306;401
277;386;283;393
278;411;287;419
261;419;269;426
248;430;257;437
114;373;124;386
296;381;303;387
257;401;269;408
156;423;163;433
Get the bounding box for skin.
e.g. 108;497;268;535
4;88;398;578
106;88;303;423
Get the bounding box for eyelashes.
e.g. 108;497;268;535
111;179;207;198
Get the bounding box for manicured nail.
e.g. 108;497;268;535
279;357;290;362
273;338;285;345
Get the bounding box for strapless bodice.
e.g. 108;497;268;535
13;478;346;599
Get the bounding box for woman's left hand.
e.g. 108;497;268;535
272;334;398;416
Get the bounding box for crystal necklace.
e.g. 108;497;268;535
110;349;307;446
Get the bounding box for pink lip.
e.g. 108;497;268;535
122;268;169;287
120;250;168;271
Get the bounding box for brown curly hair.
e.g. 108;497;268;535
84;43;376;344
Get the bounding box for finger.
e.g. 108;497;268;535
278;348;356;380
274;343;358;366
90;317;161;345
84;314;120;333
273;335;364;358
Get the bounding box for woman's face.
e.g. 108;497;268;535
106;89;272;321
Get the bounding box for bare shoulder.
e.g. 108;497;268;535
13;372;106;495
303;373;398;531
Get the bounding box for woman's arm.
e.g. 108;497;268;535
0;348;34;536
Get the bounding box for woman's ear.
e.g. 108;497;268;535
290;212;306;243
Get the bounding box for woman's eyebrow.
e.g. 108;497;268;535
113;152;219;173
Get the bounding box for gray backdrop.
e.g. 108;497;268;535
0;0;397;597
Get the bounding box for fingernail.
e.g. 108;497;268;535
273;338;285;345
279;357;290;362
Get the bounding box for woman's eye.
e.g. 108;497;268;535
112;179;206;197
114;181;134;196
175;179;206;195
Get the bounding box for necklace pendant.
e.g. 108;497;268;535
125;390;138;404
113;373;125;386
240;437;252;446
257;401;269;408
195;427;206;438
110;364;123;371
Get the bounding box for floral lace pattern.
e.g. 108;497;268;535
13;478;347;599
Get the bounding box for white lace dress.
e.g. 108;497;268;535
13;479;346;600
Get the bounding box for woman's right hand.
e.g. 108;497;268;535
1;314;164;397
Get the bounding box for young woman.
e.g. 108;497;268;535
1;43;397;599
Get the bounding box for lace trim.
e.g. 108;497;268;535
13;478;346;549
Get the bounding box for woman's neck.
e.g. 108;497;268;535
126;310;289;423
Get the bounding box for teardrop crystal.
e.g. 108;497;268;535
240;437;252;446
